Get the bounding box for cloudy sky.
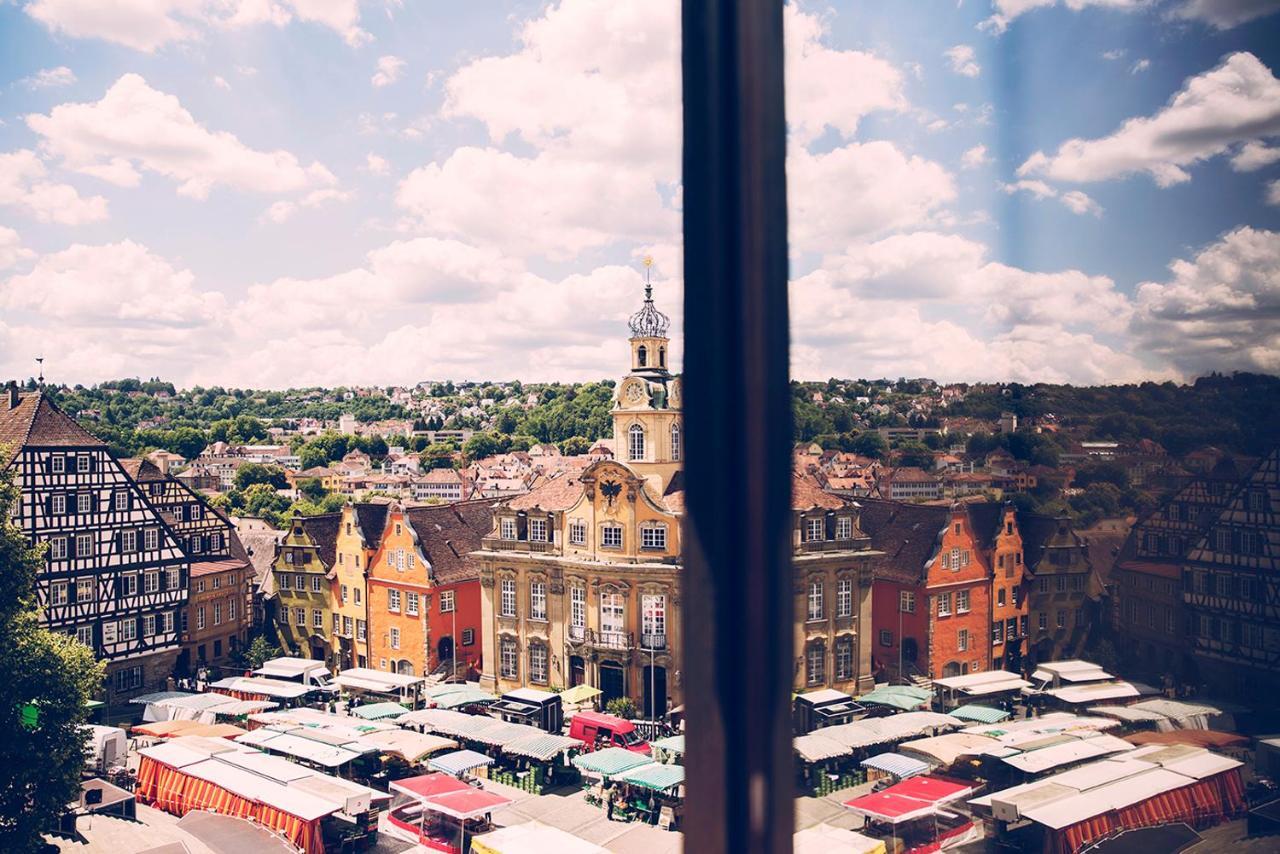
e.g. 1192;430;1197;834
1;0;1278;388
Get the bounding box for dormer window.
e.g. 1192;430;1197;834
528;518;548;542
805;517;824;542
836;516;852;539
500;518;517;540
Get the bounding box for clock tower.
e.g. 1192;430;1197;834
613;261;682;490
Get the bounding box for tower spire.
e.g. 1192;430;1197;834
629;258;669;338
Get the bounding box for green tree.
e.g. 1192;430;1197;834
233;463;288;491
421;444;457;470
0;464;104;851
895;441;933;468
298;444;329;471
849;431;887;459
159;426;208;460
242;483;291;520
605;696;638;720
298;478;328;502
237;635;283;670
463;432;507;460
559;436;591;455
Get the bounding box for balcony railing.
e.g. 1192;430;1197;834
640;633;668;651
480;537;554;553
566;628;634;651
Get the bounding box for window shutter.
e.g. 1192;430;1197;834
158;569;167;591
516;512;528;540
44;496;52;517
68;581;78;604
114;576;122;599
546;513;555;541
180;567;188;588
88;455;97;472
825;511;836;540
114;532;122;554
136;616;143;641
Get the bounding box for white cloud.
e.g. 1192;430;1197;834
1134;226;1280;374
788;142;957;253
1267;179;1280;206
24;0;369;53
371;56;406;88
981;0;1148;35
212;75;231;90
396;146;677;260
1000;178;1104;215
1060;190;1104;215
0;149;109;225
945;44;981;77
20;66;77;89
1230;141;1280;171
1019;52;1280;187
261;188;353;223
1000;178;1057;199
962;144;992;169
28;74;337;199
363;153;390;175
1102;49;1126;60
1130;58;1151;74
789;235;1145;383
0;227;35;271
1168;0;1280;29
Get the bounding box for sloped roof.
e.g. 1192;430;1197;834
120;457;168;482
857;498;949;584
507;471;584;512
0;391;105;464
354;502;389;547
299;513;342;568
406;499;497;584
792;474;847;511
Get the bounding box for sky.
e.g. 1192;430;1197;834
0;0;1278;389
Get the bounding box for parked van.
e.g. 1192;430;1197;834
253;656;337;693
568;711;650;754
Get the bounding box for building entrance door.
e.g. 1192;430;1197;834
600;662;625;707
437;635;454;666
643;665;667;719
570;656;585;687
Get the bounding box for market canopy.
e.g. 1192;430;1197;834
651;734;685;756
615;762;685;792
132;692;196;704
387;772;511;820
357;729;457;762
429;749;496;777
794;732;850;763
793;823;886;854
949;705;1011;724
471;822;608;854
572;747;654;778
1124;730;1249;750
433;687;501;710
860;752;930;779
503;733;580;762
350;702;408;721
844;775;975;824
933;671;1031;696
559;685;602;705
856;685;932;711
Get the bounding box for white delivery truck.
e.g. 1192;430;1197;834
253;656;338;694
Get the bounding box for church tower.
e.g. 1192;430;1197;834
613;259;682;491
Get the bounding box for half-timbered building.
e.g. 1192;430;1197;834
1182;448;1280;702
0;389;189;710
123;458;253;675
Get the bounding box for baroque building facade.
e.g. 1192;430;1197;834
475;280;879;716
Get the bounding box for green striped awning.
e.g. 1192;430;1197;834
616;762;685;792
351;701;409;721
572;747;654;777
948;704;1011;724
650;735;685;755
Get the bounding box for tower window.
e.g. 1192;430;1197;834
628;424;645;461
670;423;681;461
659;346;666;367
637;345;647;367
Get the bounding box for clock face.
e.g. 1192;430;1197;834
625;380;647;404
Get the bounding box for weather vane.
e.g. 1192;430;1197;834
36;356;44;386
642;256;654;299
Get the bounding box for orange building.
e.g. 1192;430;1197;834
366;501;495;676
925;505;994;677
980;504;1029;673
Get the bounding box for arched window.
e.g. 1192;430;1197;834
629;424;645;461
659;346;666;367
670;422;681;461
637;345;647;367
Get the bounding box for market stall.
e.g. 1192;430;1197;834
208;677;313;707
499;732;582;791
857;686;933;714
793;823;886;854
386;773;512;853
794;688;864;733
334;668;425;707
133;720;246;741
932;671;1029;711
350;702;410;722
470;821;609;854
613;762;685;827
947;705;1010;725
430;749;496;779
650;734;684;764
845;775;980;853
860;752;931;783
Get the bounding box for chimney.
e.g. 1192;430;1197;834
6;382;18;410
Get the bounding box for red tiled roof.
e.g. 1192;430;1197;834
507;471;584;512
792;474;847;511
0;391;105;465
190;557;250;577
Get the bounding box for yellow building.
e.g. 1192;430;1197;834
271;512;339;663
330;503;389;670
477;279;684;717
